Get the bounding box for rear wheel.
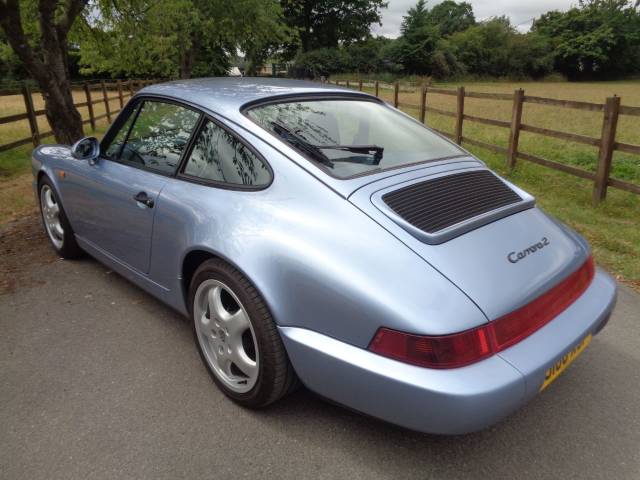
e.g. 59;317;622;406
189;259;297;407
38;177;82;259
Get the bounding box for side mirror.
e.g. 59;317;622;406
71;137;100;163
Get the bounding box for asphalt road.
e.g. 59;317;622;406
1;221;639;480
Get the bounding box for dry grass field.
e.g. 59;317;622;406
0;79;638;288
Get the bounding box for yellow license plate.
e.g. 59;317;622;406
540;334;592;391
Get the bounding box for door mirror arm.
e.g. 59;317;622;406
71;137;101;165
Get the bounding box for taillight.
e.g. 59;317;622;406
369;326;494;369
368;256;595;369
491;255;595;350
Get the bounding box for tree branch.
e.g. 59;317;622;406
0;0;48;80
59;0;90;34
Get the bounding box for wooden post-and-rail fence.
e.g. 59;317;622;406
327;78;640;205
0;79;157;153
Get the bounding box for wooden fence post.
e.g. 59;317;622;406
374;80;379;97
128;79;134;96
84;82;96;131
358;79;363;91
393;82;399;108
419;85;427;124
21;82;40;147
346;79;350;88
117;80;124;108
454;86;465;145
101;81;112;123
507;89;524;170
593;95;621;204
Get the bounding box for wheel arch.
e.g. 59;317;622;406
180;247;266;316
36;169;48;187
181;249;219;309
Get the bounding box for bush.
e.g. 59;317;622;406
290;48;350;78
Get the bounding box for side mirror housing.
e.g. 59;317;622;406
71;137;100;164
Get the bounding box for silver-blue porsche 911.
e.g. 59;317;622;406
32;78;617;434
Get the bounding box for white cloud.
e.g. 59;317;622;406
372;0;579;37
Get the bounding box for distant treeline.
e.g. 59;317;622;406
1;0;639;83
292;0;640;81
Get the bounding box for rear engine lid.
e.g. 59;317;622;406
349;166;589;321
380;169;533;244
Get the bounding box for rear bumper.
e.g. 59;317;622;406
279;268;617;434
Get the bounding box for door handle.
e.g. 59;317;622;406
134;191;154;208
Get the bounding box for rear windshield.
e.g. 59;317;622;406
246;98;463;178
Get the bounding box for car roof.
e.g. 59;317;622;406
139;77;372;121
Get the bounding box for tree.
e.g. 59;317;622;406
291;47;349;77
400;0;429;36
392;0;441;74
75;0;291;79
533;0;640;79
281;0;387;54
448;17;554;79
74;0;199;79
449;17;514;77
428;0;475;36
344;36;390;73
0;0;88;144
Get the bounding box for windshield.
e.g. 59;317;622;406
246;98;463;178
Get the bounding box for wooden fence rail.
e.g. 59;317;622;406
327;78;640;204
0;79;156;154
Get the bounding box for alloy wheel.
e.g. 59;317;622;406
40;184;64;250
193;279;259;393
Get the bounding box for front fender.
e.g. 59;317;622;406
31;144;73;210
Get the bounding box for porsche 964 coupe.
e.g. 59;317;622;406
32;78;617;434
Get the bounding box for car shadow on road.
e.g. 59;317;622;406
76;254;640;478
253;335;639;478
5;223;637;480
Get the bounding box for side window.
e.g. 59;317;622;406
182;120;271;187
118;101;200;174
103;103;139;160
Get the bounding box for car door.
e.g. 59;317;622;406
63;99;201;273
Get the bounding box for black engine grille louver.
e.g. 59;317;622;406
382;170;522;234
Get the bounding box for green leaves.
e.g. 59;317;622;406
533;0;640;79
73;0;288;78
281;0;387;53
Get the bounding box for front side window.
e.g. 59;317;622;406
104;103;138;160
111;100;200;174
182;120;271;187
247;99;463;178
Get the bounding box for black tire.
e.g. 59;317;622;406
38;176;83;259
189;258;298;407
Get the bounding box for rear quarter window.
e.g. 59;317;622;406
182;119;271;187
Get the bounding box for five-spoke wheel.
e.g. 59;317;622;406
38;177;82;259
193;280;259;393
40;184;64;250
189;258;298;407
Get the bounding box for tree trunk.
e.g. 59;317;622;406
301;1;313;52
180;48;194;79
179;33;198;79
41;76;84;144
0;0;87;145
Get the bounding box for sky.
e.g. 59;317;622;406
371;0;578;37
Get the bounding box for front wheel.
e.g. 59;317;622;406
38;177;82;259
189;259;297;407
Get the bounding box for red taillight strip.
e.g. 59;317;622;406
490;255;595;351
369;256;595;369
